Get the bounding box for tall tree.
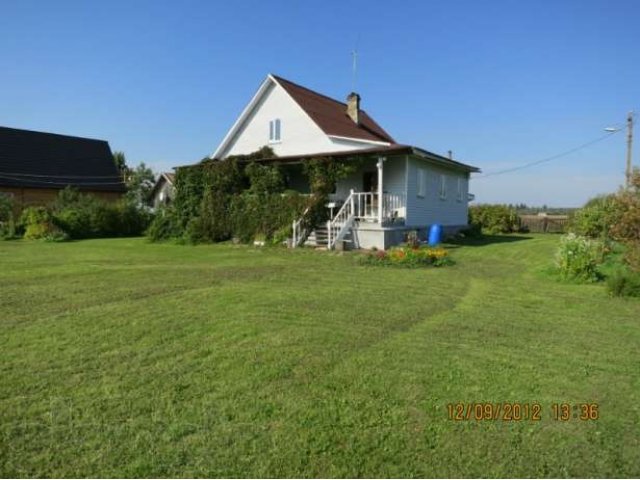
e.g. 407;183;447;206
126;162;155;206
113;151;129;179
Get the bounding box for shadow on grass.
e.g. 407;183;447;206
444;234;534;248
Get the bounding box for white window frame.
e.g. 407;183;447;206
417;168;427;198
269;119;281;143
456;177;463;202
439;174;447;200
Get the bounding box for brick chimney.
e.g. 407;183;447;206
346;92;360;124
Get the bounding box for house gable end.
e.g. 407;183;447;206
213;76;335;159
212;74;397;160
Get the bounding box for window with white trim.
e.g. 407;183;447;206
439;174;447;200
269;119;281;142
456;177;464;202
417;168;427;198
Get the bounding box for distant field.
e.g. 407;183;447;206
1;236;639;477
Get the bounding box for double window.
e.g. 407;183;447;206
269;119;281;142
416;169;454;201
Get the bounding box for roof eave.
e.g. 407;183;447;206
412;147;481;173
327;134;393;147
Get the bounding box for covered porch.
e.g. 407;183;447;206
289;155;409;249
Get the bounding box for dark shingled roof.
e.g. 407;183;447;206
0;126;126;192
272;75;396;144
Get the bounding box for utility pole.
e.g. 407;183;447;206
626;111;634;188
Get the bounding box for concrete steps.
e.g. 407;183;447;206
305;224;355;250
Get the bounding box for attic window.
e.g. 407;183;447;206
269;119;281;143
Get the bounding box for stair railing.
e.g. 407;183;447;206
291;206;311;248
327;190;356;250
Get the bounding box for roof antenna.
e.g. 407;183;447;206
351;49;358;92
351;34;360;92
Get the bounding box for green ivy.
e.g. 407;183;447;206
148;148;359;245
299;157;361;234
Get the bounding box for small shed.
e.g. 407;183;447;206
150;172;175;209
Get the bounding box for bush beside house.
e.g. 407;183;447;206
468;204;522;234
556;169;640;296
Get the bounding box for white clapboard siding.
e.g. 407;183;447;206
404;155;469;227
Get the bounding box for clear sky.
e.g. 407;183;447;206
1;0;639;206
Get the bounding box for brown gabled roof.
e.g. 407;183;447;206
0;126;126;192
272;75;396;145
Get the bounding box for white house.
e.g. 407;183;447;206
150;172;175;209
211;74;480;250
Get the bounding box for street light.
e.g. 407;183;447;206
605;112;634;188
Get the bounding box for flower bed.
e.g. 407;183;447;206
359;245;453;268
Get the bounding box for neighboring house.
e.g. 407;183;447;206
150;172;175;209
0;126;125;212
210;74;480;250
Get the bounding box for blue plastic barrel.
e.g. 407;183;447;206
428;224;442;246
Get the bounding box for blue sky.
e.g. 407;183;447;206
1;0;639;206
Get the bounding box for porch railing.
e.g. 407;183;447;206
327;192;356;250
350;191;406;224
291;190;407;249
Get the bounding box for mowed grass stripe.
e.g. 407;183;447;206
1;235;639;477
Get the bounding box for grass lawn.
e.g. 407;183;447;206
1;235;639;477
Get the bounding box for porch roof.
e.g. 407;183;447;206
243;144;481;173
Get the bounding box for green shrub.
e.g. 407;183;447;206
113;200;153;237
0;194;16;239
270;224;292;246
0;193;13;221
555;233;603;282
20;207;67;241
146;207;182;241
41;187;152;239
606;268;640;297
54;207;92;238
569;194;621;239
468;204;521;234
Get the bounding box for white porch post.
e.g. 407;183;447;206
377;157;385;224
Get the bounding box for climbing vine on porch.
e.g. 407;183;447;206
147;148;361;245
299;157;363;234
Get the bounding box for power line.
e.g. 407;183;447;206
473;128;624;180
